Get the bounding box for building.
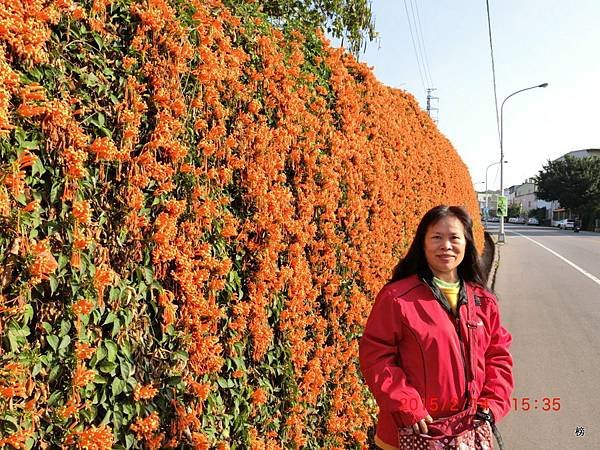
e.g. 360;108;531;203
555;148;600;161
511;179;553;219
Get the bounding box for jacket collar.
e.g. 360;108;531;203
419;270;467;316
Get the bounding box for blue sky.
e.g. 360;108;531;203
354;0;600;190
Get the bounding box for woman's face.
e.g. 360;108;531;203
424;215;467;282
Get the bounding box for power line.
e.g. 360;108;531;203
403;0;427;94
410;0;434;88
485;0;501;145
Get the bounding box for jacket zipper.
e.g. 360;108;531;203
455;308;470;409
422;277;471;408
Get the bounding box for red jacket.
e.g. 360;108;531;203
359;274;513;449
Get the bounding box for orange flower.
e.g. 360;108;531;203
72;199;92;224
251;387;267;405
75;425;114;450
22;199;39;212
57;396;81;419
18;150;38;169
72;298;94;315
93;265;114;304
29;240;58;280
16;104;46;117
2;169;25;197
70;249;81;269
191;433;210;450
122;56;136;70
72;364;96;388
0;427;33;449
134;384;158;401
0;187;10;216
88;137;126;161
75;341;95;360
62;146;88;179
130;411;160;439
0;385;26;399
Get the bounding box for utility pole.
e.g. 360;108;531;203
426;88;439;124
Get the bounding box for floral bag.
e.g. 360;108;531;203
397;407;494;449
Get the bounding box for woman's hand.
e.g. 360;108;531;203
411;414;433;434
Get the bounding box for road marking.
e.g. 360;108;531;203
508;231;600;286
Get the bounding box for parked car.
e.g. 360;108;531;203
488;216;500;222
516;217;526;224
508;217;517;223
558;219;575;230
527;217;539;225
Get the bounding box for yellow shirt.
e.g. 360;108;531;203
433;277;460;313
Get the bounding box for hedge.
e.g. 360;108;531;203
0;0;482;448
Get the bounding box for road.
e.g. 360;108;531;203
486;223;600;449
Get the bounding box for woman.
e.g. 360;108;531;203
359;205;513;449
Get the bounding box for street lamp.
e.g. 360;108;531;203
485;160;508;227
499;82;548;243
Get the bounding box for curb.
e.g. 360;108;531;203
487;233;501;292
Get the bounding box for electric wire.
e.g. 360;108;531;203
411;0;434;88
485;0;501;145
403;0;427;94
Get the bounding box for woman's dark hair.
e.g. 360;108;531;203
389;205;487;286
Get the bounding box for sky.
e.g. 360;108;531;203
355;0;600;191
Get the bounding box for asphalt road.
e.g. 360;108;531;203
486;223;600;449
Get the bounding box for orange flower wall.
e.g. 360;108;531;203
0;0;482;448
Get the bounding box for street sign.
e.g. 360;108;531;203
497;195;507;216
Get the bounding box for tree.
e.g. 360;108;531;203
535;156;600;226
228;0;377;55
507;203;521;218
528;206;547;221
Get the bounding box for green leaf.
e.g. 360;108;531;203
103;312;116;325
119;358;133;379
31;157;46;177
94;344;107;364
99;409;112;426
48;364;61;382
111;378;126;396
98;361;118;374
47;335;60;352
217;377;232;389
32;363;42;377
93;374;108;384
49;275;59;294
125;433;134;449
22;304;34;324
59;320;71;337
58;253;68;271
105;340;118;362
111;317;121;337
42;322;53;334
58;335;71;351
143;267;153;284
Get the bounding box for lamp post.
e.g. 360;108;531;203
499;82;548;243
485;160;507;227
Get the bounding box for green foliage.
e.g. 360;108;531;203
226;0;377;55
527;206;547;221
535;156;600;224
507;203;521;218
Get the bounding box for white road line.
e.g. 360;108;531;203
508;230;600;286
